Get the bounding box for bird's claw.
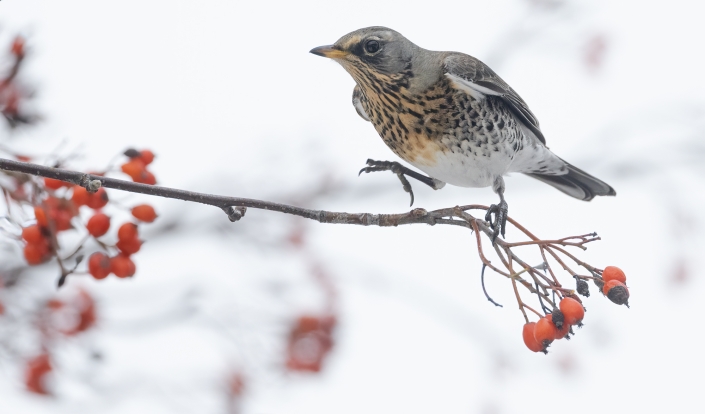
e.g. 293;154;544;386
485;200;508;244
359;159;415;206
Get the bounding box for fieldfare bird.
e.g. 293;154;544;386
311;27;615;240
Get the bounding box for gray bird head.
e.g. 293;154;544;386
311;27;438;90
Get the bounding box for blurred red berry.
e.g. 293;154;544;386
559;297;585;326
24;242;50;265
121;160;146;181
131;204;157;222
21;225;45;244
71;186;90;206
88;252;111;279
34;206;48;227
49;208;73;231
136;170;156;185
522;322;545;353
116;237;142;255
11;36;25;57
139;150;155;165
25;354;52;395
62;290;97;335
86;213;110;237
110;254;135;278
117;223;138;241
286;315;335;372
602;266;626;285
86;188;109;209
44;178;68;190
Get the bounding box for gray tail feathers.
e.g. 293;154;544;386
525;161;616;201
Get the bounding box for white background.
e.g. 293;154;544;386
1;0;705;413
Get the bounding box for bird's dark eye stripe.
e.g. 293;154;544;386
365;40;380;54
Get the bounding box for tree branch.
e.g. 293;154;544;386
0;156;609;319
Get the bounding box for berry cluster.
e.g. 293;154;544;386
16;149;158;284
599;266;630;306
522;265;629;353
120;149;157;184
24;288;97;395
0;36;37;127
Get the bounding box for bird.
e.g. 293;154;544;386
310;27;615;241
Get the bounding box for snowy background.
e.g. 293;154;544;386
2;0;705;412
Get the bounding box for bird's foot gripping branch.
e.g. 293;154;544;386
0;154;629;353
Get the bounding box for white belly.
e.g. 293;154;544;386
409;149;513;188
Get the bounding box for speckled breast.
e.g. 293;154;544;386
359;77;525;187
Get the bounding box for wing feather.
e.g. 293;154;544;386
443;54;546;145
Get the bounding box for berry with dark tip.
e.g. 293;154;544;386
603;280;630;307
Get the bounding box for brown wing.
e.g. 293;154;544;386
443;53;546;145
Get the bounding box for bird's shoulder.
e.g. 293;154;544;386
441;52;546;145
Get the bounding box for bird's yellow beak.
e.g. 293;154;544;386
309;45;350;59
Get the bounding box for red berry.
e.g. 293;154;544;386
116;237;142;255
603;280;630;306
25;353;52;395
522;322;546;353
88;252;111;279
139;150;155;165
117;223;138;241
136;170;156;185
49;207;73;231
11;36;25;57
110;255;136;278
559;297;585;326
121;160;146;181
71;186;90;206
86;188;109;209
602;266;626;285
534;317;557;347
131;204;157;222
44;177;67;190
24;242;49;265
87;213;110;237
34;206;48;227
22;225;45;244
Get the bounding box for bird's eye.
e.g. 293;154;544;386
364;40;380;54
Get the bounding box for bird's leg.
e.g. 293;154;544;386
485;176;509;244
359;159;445;206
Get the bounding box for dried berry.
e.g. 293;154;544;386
575;277;590;297
551;308;565;330
603;280;630;307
